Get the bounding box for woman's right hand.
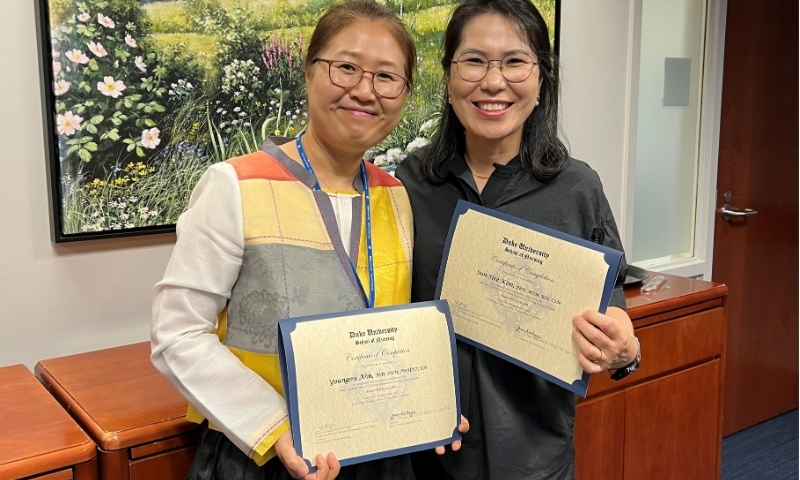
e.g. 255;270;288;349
275;429;341;480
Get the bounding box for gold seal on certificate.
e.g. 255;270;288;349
278;300;461;471
436;201;623;396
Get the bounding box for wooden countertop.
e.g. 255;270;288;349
35;343;199;451
624;271;727;327
0;364;96;479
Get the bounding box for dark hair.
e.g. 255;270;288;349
419;0;568;182
304;0;417;86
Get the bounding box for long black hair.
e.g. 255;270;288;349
418;0;568;182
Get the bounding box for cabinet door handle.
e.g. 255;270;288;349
720;204;758;221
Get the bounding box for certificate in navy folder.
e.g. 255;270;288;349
435;200;623;397
278;300;461;472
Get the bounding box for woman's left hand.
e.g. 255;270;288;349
572;307;638;375
435;415;470;455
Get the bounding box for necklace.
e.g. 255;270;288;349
465;153;495;180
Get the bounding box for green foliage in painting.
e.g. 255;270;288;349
48;0;558;235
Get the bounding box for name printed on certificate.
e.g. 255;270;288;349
436;201;623;396
278;300;461;471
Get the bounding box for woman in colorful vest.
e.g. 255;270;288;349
151;2;461;478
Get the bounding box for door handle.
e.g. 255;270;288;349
720;204;758;221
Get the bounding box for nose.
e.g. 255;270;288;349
481;61;507;92
349;72;377;101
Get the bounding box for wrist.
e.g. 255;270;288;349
610;333;641;381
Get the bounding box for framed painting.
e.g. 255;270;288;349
35;0;559;242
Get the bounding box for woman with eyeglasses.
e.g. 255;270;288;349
396;0;639;478
152;2;466;479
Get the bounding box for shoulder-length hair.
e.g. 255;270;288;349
418;0;568;182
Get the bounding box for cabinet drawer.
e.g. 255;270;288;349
28;469;72;480
586;307;725;397
129;446;195;480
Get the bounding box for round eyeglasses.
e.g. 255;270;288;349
313;58;410;99
451;52;538;83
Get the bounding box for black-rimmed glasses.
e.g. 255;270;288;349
451;52;538;83
313;58;410;99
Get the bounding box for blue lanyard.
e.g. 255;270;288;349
296;134;375;308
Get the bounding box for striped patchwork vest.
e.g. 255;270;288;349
187;139;414;442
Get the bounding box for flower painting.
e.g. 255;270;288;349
38;0;558;241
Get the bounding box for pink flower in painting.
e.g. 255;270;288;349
97;76;127;98
52;61;61;76
57;111;83;136
135;56;147;72
88;41;108;58
77;12;90;22
65;49;89;64
141;127;161;149
53;79;70;96
125;33;137;48
98;13;115;28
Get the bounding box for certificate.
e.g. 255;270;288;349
436;201;623;397
277;301;461;471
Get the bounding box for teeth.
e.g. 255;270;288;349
478;103;509;111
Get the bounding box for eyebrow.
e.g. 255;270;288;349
457;48;533;57
334;50;402;70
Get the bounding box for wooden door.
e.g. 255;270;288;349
712;0;799;435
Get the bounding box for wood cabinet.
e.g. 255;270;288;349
34;343;201;480
0;365;97;480
574;273;727;480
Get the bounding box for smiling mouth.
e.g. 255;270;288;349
341;106;377;116
475;102;511;111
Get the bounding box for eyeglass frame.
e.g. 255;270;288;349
312;58;411;99
450;52;539;84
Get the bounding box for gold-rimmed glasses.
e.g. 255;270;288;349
451;52;538;83
313;58;410;99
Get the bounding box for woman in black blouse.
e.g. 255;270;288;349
396;1;640;478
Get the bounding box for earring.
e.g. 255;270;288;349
535;96;540;107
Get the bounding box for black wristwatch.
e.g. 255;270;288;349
610;334;641;381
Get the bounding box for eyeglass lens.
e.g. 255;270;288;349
327;61;407;98
455;53;536;83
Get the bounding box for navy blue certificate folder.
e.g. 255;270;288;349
435;200;624;397
278;300;462;472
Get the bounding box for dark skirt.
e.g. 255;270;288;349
188;425;416;480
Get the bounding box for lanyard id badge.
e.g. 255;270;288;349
296;134;376;308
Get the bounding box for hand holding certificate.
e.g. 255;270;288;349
278;301;461;472
436;201;623;397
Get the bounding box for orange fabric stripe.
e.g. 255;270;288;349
228;151;296;181
364;161;403;188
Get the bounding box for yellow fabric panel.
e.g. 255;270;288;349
251;420;290;466
386;186;414;273
356;186;412;307
239;179;331;249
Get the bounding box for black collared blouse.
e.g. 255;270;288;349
396;146;628;480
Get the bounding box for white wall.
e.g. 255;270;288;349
0;1;176;369
559;0;637;249
0;0;639;368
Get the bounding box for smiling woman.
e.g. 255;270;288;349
395;0;637;479
150;2;470;480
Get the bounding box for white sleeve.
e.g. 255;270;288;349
151;162;288;457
